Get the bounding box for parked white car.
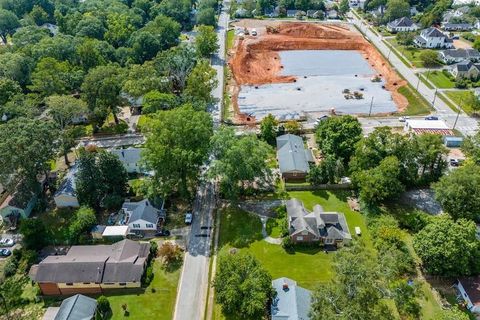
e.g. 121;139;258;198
185;213;193;225
0;238;14;247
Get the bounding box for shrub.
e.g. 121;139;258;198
96;295;111;319
142;264;154;286
281;237;293;250
158;242;181;265
3;259;17;278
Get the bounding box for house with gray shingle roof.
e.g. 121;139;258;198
451;60;480;80
439;49;480;64
54;164;79;208
43;294;97;320
287;198;351;245
387;17;418;33
108;148;144;173
442;22;473;31
120;199;165;235
414;27;454;49
276;134;314;182
271;277;312;320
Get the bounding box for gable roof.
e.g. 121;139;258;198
122;199;162;225
54;294;97;320
421;27;447;38
276;134;313;174
109;148;142;165
287;199;351;240
272;277;312;320
455;60;480;72
32;239;150;284
55;164;78;198
441;48;480;59
388;17;415;28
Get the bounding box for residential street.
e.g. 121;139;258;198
348;13;478;136
173;2;229;319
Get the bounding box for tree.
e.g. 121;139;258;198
438;307;470;320
105;12;142;47
29;5;50;26
316;115;362;166
474;37;480;51
141;14;180;52
98;152;128;209
339;0;349;15
75;38;115;71
310;241;391;320
158;242;182;265
142;91;177;114
307;155;343;185
0;9;20;44
154;44;197;92
29;57;81;96
143;105;213;197
11;25;50;48
414;133;447;184
214;253;273;319
75;15;106;40
69;206;97;243
183;59;218;108
384;0;410;22
122;63;167;98
419;49;440;68
396;32;415;46
283;120;302;135
433;164;480;221
196;7;216;26
210;128;272;199
413;216;480;276
463;130;480;164
96;296;111;320
0;52;33;86
19;219;48;250
196;25;219;58
390;280;421;319
354;156;404;205
76;151;103;209
259;113;278;145
81;64;125;127
152;0;191;28
46;95;89;165
0;77;21;105
0;118;57;189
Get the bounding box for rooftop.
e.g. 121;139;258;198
272;277;312;320
54;294;97;320
276;134;314;174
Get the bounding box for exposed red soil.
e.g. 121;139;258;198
228;22;407;123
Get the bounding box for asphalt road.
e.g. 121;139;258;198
348;13;478;136
173;2;229;319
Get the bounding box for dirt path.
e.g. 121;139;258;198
228;21;407;123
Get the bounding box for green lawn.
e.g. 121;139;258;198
137;114;154;132
423;70;455;89
226;29;234;50
218;191;371;290
106;259;181;320
387;39;425;68
398;85;433;116
445;90;477;115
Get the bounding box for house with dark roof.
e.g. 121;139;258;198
286;198;352;245
387;17;418;33
456;277;480;314
120;199;165;235
276;134;315;182
0;182;37;220
30;239;150;296
414;27;454;49
271;277;312;320
438;48;480;64
43;294;97;320
450;60;480;80
108;148;143;173
442;22;473;31
54;164;79;208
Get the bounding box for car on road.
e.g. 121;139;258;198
185;212;193;225
0;249;11;257
0;238;14;247
425;116;439;120
398;116;410;122
251;29;257;36
450;158;463;167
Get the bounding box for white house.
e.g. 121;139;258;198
54;164;79;208
457;278;480;314
109;148;143;173
404;119;453;136
451;61;480;80
414;27;454;49
120;199;165;236
438;49;480;64
348;0;366;9
386;17;418;33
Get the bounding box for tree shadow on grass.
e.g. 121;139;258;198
284;244;324;255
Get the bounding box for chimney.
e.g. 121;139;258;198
283;282;289;291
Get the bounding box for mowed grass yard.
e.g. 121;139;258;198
445;90;477;115
423;70;455;89
386;39;426;68
106;259;181;320
398;85;433;116
217;191;371;290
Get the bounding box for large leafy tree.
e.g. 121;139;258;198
46;95;89;165
75;15;106;40
413;216;480;276
75;38;115;71
315;115;362;166
122;63;167;98
214;253;273;319
0;9;20;44
0;118;57;189
152;0;191;28
154;44;197;92
0;77;21;105
354;156;404;205
259;113;278;145
105;12;142;47
415;133;448;184
76;151;103;209
210;127;272;199
310;241;391;320
81;64;125;127
19;219;49;250
29;57;82;96
31;34;77;63
98;152;128;209
463;130;480;164
384;0;410;22
143;105;213;197
195;25;219;58
0;52;33;86
11;25;51;49
433;164;480;221
69;206;97;243
142;91;178;114
183;59;217;108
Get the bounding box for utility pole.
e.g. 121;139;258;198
416;74;421;91
387;46;392;60
368;96;374;116
453;107;461;131
432;88;438;107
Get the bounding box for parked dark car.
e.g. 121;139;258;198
155;229;171;237
0;249;11;257
425;116;439;120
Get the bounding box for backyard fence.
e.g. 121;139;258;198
285;183;352;191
